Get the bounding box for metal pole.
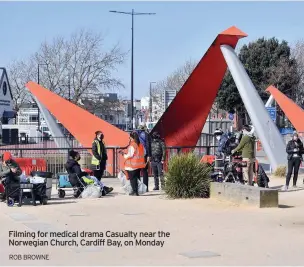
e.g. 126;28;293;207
149;82;155;122
131;9;134;129
109;9;155;129
68;74;71;101
149;82;151;122
37;64;40;130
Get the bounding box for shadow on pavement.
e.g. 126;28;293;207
47;200;77;205
278;204;294;209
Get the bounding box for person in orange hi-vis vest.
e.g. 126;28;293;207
122;131;146;196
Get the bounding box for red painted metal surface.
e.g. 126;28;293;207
25;82;129;148
266;85;304;132
14;158;47;175
152;26;247;147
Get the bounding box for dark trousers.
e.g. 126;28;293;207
141;156;149;190
93;161;106;181
286;157;301;186
127;169;141;194
2;175;20;201
151;161;164;188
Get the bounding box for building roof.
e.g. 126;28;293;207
0;67;13;100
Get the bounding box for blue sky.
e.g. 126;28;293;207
1;1;304;99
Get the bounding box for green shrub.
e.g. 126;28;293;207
273;165;286;177
164;153;211;199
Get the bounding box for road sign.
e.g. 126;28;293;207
228;113;234;120
266;107;276;122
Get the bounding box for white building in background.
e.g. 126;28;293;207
162;89;177;112
141;96;150;110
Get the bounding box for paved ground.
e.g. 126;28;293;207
0;176;304;266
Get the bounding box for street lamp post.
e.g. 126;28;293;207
149;82;156;122
109;9;155;129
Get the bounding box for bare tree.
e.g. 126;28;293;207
152;59;197;96
152;59;221;116
8;29;127;110
292;40;304;104
8;59;36;111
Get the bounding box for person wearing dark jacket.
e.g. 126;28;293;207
0;152;22;201
91;131;108;181
137;124;152;191
283;132;304;191
66;150;113;196
151;132;166;190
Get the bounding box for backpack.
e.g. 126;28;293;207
137;130;147;155
151;140;163;161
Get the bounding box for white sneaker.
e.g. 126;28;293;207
282;185;288;191
292;185;297;189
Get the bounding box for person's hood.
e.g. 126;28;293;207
243;126;255;138
66;158;79;168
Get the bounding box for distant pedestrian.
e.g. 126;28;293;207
136;124;152;191
91;131;108;181
150;132;166;190
283;132;304;191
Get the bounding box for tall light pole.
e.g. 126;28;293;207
109;9;156;129
149;82;156;122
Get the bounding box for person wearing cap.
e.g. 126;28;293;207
0;152;22;202
213;129;225;157
231;125;256;186
283;132;304;191
0;152;22;180
136;123;152;191
151;131;166;190
91;131;108;181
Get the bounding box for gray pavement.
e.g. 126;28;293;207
1;176;304;266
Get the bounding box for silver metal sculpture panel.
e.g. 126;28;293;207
34;96;71;148
220;45;286;170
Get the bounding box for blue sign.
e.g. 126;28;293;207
266;107;276;122
279;128;294;135
228;113;234;120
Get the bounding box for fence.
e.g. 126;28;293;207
0;144;216;178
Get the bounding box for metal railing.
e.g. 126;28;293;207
0;145;216;178
0;136;83;148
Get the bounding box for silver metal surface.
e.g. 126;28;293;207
220;45;286;170
34;96;71;148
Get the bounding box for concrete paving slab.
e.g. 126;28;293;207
180;250;221;258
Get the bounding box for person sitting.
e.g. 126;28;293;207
65;150;113;197
0;152;22;202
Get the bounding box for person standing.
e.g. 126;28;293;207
150;132;166;190
136;124;151;191
91;131;108;181
283;132;303;191
123;131;146;196
231;125;256;186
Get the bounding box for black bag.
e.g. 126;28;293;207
256;164;269;188
33;183;47;200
